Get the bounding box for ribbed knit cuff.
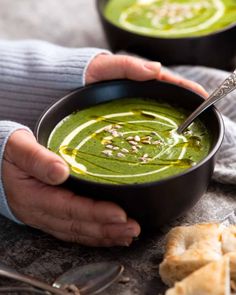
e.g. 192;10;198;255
0;121;32;224
0;40;111;89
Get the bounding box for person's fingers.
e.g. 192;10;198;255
4;130;69;185
18;181;129;225
86;54;208;98
3;160;142;244
45;229;134;247
31;210;140;240
86;54;161;83
158;70;209;98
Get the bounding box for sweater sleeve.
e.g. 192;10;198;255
0;39;110;129
0;40;110;223
0;121;32;223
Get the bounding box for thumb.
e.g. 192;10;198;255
85;54;161;84
5;129;69;185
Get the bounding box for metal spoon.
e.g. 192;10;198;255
0;286;47;294
177;69;236;134
0;261;124;295
53;262;124;295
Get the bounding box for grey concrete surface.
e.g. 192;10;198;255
0;1;235;294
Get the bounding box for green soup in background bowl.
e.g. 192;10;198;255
35;80;224;228
104;0;236;38
97;0;236;69
48;97;211;185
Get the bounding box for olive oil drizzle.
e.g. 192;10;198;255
57;109;199;179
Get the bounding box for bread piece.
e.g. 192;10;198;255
165;256;230;295
159;223;224;286
222;225;236;254
225;252;236;283
221;225;236;283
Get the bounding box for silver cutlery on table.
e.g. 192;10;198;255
0;261;124;295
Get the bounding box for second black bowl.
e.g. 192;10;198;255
35;80;224;229
97;0;236;70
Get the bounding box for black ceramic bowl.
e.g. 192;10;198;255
35;80;224;229
97;0;236;70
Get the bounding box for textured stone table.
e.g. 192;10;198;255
0;181;236;295
0;1;236;294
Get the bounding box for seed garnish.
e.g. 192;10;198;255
153;140;162;145
103;136;113;140
134;135;141;142
121;148;129;153
114;124;122;129
132;146;138;152
111;130;120;137
129;141;138;146
126;136;134;141
102;150;113;157
142;140;151;144
104;126;112;132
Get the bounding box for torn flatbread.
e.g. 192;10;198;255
165;256;230;295
222;225;236;254
159;223;224;286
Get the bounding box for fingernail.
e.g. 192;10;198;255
118;241;131;247
144;62;161;73
110;215;127;224
48;162;69;184
124;227;140;238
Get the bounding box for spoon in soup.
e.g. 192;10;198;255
177;69;236;134
0;261;124;295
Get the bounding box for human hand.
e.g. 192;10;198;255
3;130;140;247
85;54;208;98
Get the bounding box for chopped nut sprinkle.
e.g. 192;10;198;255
113;146;120;151
112;130;120;137
142;140;151;144
121;148;129;153
114;124;122;129
103;136;113;140
129;141;138;146
126;136;134;141
117;152;125;158
134;135;141;142
153;140;162;145
104;126;112;132
106;144;114;149
132;146;138;152
101;139;112;145
102;150;113;156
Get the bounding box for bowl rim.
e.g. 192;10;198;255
35;79;225;189
96;0;236;41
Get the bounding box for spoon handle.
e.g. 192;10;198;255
0;262;68;295
0;286;47;294
177;70;236;134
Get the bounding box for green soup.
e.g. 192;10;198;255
48;98;211;185
104;0;236;37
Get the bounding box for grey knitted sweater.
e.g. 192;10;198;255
0;40;235;223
